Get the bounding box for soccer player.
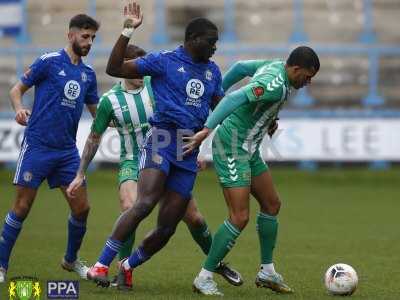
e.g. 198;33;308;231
82;1;241;289
0;14;100;283
184;46;320;295
67;44;242;289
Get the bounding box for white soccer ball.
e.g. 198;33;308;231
324;263;358;296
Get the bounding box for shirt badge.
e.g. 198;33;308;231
81;72;87;82
252;86;265;98
205;70;212;81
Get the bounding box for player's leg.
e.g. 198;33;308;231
50;148;90;279
117;180;137;262
60;185;90;279
117;159;139;263
250;153;292;293
0;141;48;282
193;136;251;295
183;198;243;286
193;187;249;295
183;198;212;255
0;186;37;283
109;179;137;287
115;189;189;290
88;167;167;287
115;166;195;289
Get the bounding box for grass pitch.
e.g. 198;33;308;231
0;167;399;299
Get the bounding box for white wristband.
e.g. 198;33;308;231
121;27;135;39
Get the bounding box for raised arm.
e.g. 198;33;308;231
106;1;143;79
222;60;268;92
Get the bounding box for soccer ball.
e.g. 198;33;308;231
324;263;358;296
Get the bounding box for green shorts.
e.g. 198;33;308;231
212;128;268;188
118;159;139;185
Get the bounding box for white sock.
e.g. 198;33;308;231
94;262;108;268
122;259;132;270
261;263;276;275
199;268;213;278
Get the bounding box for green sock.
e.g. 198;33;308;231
257;212;278;264
188;222;212;255
203;220;241;272
118;233;135;261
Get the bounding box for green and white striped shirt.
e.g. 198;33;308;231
220;60;290;154
91;77;154;162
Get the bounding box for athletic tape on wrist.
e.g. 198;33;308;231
121;27;135;38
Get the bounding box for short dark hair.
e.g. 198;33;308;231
69;14;100;31
287;46;320;72
124;45;146;60
184;18;218;42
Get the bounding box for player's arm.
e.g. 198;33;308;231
106;1;143;79
86;104;97;118
183;89;249;155
67;98;113;197
210;95;223;110
222;60;269;92
9;81;31;126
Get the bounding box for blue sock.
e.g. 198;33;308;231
0;212;24;269
128;246;151;269
64;215;87;263
98;238;123;266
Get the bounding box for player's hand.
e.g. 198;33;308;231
15;108;31;126
123;1;143;29
67;174;85;198
182;128;211;156
268;117;279;138
197;157;207;171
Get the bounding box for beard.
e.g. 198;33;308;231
72;41;90;57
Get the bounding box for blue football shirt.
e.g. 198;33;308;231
135;46;224;132
21;49;98;149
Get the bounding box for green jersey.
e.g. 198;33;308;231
219;60;291;154
91;77;154;162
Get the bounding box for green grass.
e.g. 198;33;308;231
1;167;400;299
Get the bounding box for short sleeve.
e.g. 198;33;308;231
91;97;113;135
20;56;50;87
242;79;283;103
135;51;166;77
213;68;225;99
84;72;99;105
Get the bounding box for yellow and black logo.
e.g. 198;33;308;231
8;276;41;300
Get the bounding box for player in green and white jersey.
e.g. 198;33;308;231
185;46;320;296
67;45;242;290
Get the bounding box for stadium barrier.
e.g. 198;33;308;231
1;118;399;162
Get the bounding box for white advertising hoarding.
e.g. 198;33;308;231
0;119;399;162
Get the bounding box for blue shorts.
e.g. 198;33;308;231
138;127;198;200
13;139;80;189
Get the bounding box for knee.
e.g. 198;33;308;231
120;196;134;212
72;203;90;220
230;211;249;231
264;195;281;216
183;210;205;228
12;198;32;219
157;225;176;242
131;199;154;219
12;202;30;219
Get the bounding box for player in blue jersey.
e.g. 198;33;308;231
86;2;240;289
0;14;100;283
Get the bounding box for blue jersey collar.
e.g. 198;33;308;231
176;46;210;64
61;48;83;66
